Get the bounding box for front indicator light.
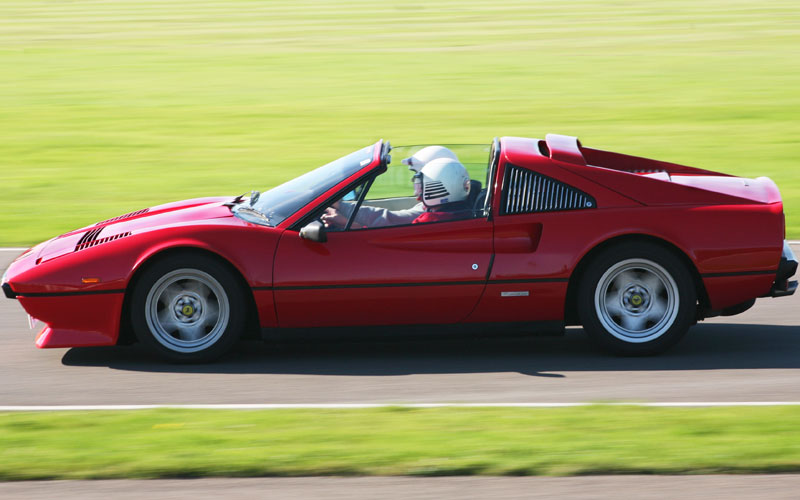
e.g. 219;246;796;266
81;277;100;284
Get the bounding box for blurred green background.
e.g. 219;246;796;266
1;0;798;245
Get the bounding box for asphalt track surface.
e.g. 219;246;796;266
2;476;800;500
1;246;799;406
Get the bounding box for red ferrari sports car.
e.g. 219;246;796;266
2;135;797;362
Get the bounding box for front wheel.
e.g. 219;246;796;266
577;242;697;355
130;254;246;363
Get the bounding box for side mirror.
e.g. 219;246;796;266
299;220;327;243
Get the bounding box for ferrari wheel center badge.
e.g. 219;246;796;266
631;295;643;306
182;304;194;316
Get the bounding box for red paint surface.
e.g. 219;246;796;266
3;137;790;348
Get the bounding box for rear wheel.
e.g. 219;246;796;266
577;242;696;355
131;254;246;362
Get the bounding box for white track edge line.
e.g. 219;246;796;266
2;402;800;411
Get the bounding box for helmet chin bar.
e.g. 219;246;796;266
416;157;470;208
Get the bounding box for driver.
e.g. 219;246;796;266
322;146;460;229
411;157;473;224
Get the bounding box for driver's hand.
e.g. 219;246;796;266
321;207;347;228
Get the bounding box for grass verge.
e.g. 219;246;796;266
2;406;800;480
1;0;799;244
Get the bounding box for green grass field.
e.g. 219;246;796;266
1;0;799;245
2;406;800;480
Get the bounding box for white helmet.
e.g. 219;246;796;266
414;157;470;207
402;146;459;173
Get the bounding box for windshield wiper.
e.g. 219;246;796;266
225;192;249;207
226;190;261;207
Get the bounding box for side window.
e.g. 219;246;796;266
319;179;373;232
323;145;495;231
349;163;422;229
317;171;421;232
501;164;595;215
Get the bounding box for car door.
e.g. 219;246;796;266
272;218;493;328
466;158;598;324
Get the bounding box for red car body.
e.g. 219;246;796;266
3;135;797;359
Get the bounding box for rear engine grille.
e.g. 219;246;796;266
502;165;595;214
96;208;149;225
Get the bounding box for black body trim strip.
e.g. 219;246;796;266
258;277;568;292
488;278;569;284
16;289;125;298
274;281;487;291
701;270;778;278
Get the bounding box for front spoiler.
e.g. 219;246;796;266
768;240;798;297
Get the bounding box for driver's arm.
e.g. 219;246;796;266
352;203;425;228
321;201;366;229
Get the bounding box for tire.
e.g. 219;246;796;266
130;253;246;363
577;242;697;356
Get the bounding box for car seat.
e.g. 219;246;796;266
466;180;482;208
470;180;487;216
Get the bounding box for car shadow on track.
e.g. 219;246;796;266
60;323;800;376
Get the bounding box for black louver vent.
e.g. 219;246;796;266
502;165;595;214
423;180;450;200
75;227;103;250
96;208;149;226
75;228;131;252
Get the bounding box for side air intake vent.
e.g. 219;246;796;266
75;228;131;252
96;208;149;226
502;165;595;214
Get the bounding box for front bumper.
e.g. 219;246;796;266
768;240;798;297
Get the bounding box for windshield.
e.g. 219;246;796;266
234;145;375;226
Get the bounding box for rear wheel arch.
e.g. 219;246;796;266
564;234;708;326
118;246;260;346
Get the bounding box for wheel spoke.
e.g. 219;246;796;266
159;283;182;306
176;322;207;341
640;273;664;296
604;296;624;318
157;308;178;333
204;301;220;328
184;280;212;299
646;299;668;323
612;271;638;291
621;313;647;332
